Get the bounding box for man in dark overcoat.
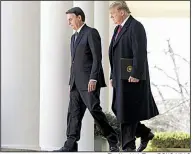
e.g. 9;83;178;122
109;1;159;152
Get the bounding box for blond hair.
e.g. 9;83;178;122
109;1;131;14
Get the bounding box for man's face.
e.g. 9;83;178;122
109;7;124;25
66;13;81;30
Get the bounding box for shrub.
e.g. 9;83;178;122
150;132;190;149
94;113;190;151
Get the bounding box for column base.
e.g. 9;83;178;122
1;144;41;151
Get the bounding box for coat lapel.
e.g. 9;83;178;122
74;24;86;50
71;35;75;57
72;24;87;60
109;25;119;57
113;16;133;47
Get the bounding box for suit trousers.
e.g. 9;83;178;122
120;122;151;150
64;84;118;149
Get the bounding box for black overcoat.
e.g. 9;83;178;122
109;16;159;123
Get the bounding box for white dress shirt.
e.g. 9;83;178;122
76;23;85;33
120;15;130;27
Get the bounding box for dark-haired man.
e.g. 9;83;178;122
54;7;119;152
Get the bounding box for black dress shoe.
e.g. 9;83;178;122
137;131;154;152
122;148;136;152
53;144;78;152
109;145;119;152
53;146;77;152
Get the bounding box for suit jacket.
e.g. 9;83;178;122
69;24;106;90
109;16;159;123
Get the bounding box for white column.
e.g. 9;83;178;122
73;1;94;151
94;2;110;151
39;1;73;151
94;1;110;112
1;1;40;150
73;1;94;27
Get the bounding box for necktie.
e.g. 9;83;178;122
74;32;78;45
115;25;122;40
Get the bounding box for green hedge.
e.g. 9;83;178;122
148;132;190;149
94;112;190;150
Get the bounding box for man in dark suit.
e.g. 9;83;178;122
108;1;159;152
54;7;119;152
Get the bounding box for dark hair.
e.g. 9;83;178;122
66;7;85;22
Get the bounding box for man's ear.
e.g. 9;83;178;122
78;15;82;21
120;10;125;16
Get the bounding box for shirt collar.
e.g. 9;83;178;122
120;15;130;27
76;23;85;33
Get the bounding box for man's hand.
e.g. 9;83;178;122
128;76;139;83
110;79;113;87
88;80;97;92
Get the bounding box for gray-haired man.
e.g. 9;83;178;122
108;1;159;152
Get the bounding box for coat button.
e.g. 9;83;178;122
72;61;74;64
